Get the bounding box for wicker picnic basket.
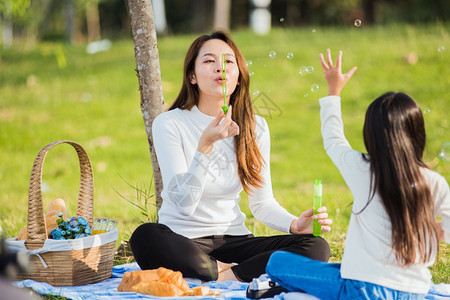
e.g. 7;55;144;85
8;140;118;286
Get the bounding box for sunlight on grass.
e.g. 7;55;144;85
1;24;449;283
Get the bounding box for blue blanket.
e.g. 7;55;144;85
13;263;450;299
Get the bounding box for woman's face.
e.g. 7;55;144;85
191;39;240;103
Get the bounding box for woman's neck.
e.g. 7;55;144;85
197;96;228;117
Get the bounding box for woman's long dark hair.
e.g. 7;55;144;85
169;31;264;193
362;92;438;265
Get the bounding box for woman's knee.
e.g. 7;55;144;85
130;223;169;250
289;235;330;262
310;236;331;262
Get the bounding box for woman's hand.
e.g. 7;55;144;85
197;105;239;155
290;207;332;235
319;49;357;96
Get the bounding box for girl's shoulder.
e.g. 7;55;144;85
422;168;449;191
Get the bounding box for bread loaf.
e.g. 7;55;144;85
130;281;186;297
17;226;27;241
17;198;68;240
118;267;189;296
117;267;220;296
45;198;68;237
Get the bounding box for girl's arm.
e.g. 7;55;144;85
318;49;358;162
319;49;357;96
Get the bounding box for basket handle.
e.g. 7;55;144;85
26;140;94;248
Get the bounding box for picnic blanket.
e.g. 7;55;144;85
12;262;450;299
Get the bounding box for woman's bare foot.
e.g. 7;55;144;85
217;267;238;282
217;261;235;273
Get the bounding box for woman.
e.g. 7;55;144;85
130;31;332;282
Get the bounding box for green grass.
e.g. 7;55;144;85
0;24;449;285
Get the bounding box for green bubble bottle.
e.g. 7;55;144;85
313;179;322;236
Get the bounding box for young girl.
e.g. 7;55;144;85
266;49;449;299
129;31;332;283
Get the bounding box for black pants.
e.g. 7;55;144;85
129;223;330;282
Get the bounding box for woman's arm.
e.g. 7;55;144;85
197;106;239;155
247;116;297;233
248;117;333;234
153;107;239;217
153;113;208;216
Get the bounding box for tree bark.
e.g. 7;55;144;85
127;0;165;210
86;0;101;42
65;0;76;44
363;0;376;24
214;0;231;31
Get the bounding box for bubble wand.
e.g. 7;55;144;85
313;179;322;236
221;53;228;114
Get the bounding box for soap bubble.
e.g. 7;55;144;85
269;51;277;59
299;66;308;76
311;84;319;93
81;92;92;103
42;181;51;193
438;142;450;162
304;93;309;98
438;46;445;52
249;71;255;77
354;19;362;27
306;66;314;73
280;18;285;23
286;52;294;60
253;89;260;96
246;60;253;67
423;107;431;114
267;89;271;93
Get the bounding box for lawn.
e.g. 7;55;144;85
0;24;449;284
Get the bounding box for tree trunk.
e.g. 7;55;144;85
152;0;168;36
86;0;101;42
214;0;231;31
1;6;13;48
65;0;76;44
363;0;376;24
127;0;165;210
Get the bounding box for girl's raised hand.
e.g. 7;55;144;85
319;49;357;96
197;105;239;155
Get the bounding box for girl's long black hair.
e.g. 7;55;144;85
362;92;438;265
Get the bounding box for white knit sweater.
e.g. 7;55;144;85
152;105;296;239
